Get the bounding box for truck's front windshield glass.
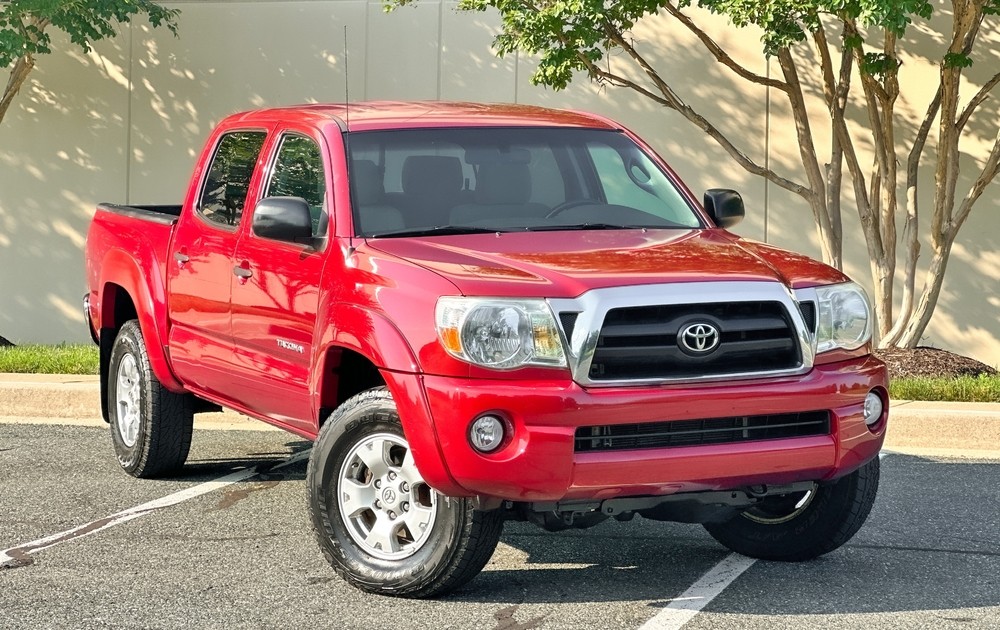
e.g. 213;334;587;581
347;128;703;237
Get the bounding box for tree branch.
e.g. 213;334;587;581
932;4;984;245
595;26;812;199
775;48;839;261
957;69;1000;133
662;3;790;93
952;128;1000;233
582;61;674;108
0;16;48;126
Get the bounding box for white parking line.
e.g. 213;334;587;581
0;450;310;568
638;453;892;629
638;552;757;630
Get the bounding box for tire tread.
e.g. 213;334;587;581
110;320;193;478
307;387;503;598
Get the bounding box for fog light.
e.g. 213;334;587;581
863;391;884;427
469;415;505;453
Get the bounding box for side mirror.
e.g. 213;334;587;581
703;189;745;229
252;196;313;243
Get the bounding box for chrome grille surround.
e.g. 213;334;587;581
548;281;816;387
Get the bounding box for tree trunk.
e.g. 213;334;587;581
896;243;953;348
0;54;36;127
776;50;842;268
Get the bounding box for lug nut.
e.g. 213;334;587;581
388;511;397;520
401;502;410;512
374;500;382;509
401;482;409;492
388;472;397;481
374;480;381;488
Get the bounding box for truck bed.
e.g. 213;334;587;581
97;203;182;226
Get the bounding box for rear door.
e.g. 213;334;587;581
227;127;330;431
166;128;269;397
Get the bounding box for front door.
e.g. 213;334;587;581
228;131;329;432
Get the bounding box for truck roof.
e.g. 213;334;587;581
223;101;622;132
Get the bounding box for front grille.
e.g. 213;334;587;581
588;301;800;381
574;411;830;452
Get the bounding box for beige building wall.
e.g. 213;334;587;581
0;1;997;366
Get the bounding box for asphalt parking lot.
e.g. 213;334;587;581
2;421;999;629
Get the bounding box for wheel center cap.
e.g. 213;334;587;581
381;487;397;506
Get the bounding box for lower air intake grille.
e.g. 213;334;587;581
574;411;830;453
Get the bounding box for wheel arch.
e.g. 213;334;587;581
312;306;464;496
96;250;184;410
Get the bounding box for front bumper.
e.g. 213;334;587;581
410;355;887;502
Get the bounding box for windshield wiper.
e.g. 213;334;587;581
523;223;652;232
366;225;510;238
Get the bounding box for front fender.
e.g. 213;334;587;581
312;303;466;497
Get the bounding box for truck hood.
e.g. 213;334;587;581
367;229;845;298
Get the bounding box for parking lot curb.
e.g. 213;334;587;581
1;374;998;450
0;374;273;431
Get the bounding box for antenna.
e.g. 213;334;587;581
344;25;350;127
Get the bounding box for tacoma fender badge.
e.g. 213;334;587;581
276;339;304;354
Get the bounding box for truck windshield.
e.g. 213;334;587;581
346;127;703;237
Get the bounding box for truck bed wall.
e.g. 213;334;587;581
86;204;183;392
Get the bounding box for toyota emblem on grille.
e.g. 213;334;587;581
678;322;721;354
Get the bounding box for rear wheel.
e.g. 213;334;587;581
703;456;880;561
107;320;193;478
307;387;503;598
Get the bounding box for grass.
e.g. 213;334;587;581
0;344;99;375
889;374;1000;403
1;344;998;403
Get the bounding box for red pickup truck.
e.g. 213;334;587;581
85;101;887;597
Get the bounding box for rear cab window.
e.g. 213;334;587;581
197;131;268;229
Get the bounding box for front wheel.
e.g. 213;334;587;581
307;387;503;598
703;456;880;561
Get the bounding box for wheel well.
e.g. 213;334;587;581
102;284;138;333
318;348;387;425
97;284;138;423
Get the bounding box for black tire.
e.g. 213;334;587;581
107;320;193;478
307;387;504;598
704;456;880;561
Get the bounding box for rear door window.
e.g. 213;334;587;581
197;131;268;228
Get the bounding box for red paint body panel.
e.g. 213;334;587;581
366;229;848;298
85;101;887;504
416;356;886;500
86;208;184;392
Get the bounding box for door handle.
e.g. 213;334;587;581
174;251;190;264
233;264;253;279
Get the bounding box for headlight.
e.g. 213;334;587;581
435;297;567;369
815;282;872;353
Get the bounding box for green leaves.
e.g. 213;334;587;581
387;0;953;90
862;52;900;77
943;52;973;69
1;0;178;67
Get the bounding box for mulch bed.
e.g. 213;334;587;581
874;346;998;380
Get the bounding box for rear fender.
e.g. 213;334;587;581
312;304;466;496
98;249;183;393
